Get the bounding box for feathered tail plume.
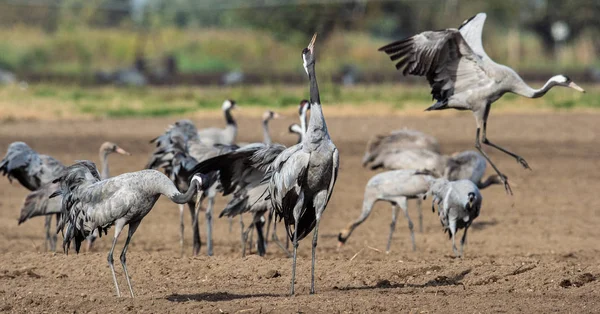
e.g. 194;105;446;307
52;161;101;254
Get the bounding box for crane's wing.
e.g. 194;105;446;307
379;29;492;106
18;182;62;224
267;145;309;222
0;142;43;190
325;147;339;205
458;13;489;61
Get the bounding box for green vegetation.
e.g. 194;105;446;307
0;83;596;120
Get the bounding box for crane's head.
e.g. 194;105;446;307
298;99;310;115
222;99;237;111
288;123;302;135
262;110;281;122
302;33;317;75
467;192;477;209
100;142;131;156
550;75;585;93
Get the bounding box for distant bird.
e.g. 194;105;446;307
197;100;238;146
267;34;338;295
379;12;585;194
54;161;207;297
362;129;440;168
261;110;281;145
17;142;130;250
287;99;310;144
1;142;65;251
430;179;482;257
338;169;437;253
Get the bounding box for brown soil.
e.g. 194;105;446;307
0;112;599;313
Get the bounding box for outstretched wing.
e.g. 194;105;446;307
379;29;492;104
18;182;62;224
458;13;489;61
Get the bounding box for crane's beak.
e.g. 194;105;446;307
115;147;131;156
568;82;585;93
308;33;317;54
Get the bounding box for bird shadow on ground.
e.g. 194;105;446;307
166;292;280;302
333;269;471;292
471;219;498;231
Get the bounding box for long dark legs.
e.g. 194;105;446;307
449;219;458;257
386;203;401;253
206;194;215;256
255;217;266;256
460;227;468;257
239;215;245;255
290;192;304;296
475;127;512;195
399;199;416;251
416;198;423;233
44;215;52;251
310;217;322;295
107;220;125;297
482;122;531;170
120;220;141;297
190;201;201;256
178;204;185;257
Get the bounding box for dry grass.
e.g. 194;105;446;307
0;83;597;121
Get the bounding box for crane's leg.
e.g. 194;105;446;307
481;104;530;170
271;216;291;257
290;192;304;296
398;198;416;251
386;202;401;254
310;191;329;295
228;217;233;233
206;193;215;256
460;226;469;258
449;219;458;257
178;204;185;257
51;214;58;251
120;220;141;298
108;220;126;297
255;216;266;257
44;215;52;251
416;198;423;233
239;215;245;255
475;127;512;195
189;201;201;256
265;211;272;246
248;218;254;255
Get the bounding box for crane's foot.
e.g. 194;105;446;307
516;156;531;170
501;175;513;195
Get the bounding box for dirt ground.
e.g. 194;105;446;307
0;112;599;313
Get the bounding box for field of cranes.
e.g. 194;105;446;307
1;8;600;313
1;110;599;312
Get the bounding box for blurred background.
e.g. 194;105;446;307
0;0;598;119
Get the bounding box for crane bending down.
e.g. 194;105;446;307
430;179;482;257
53;161;207;297
379;12;585;194
338;151;501;252
266;34;339;295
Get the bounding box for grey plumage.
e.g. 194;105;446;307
197;100;238;146
379;12;585;194
338;169;438;253
54;161;206;297
430;179;482;257
147;120;237;256
267;34;339;295
1;141;66;251
362;129;440;168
